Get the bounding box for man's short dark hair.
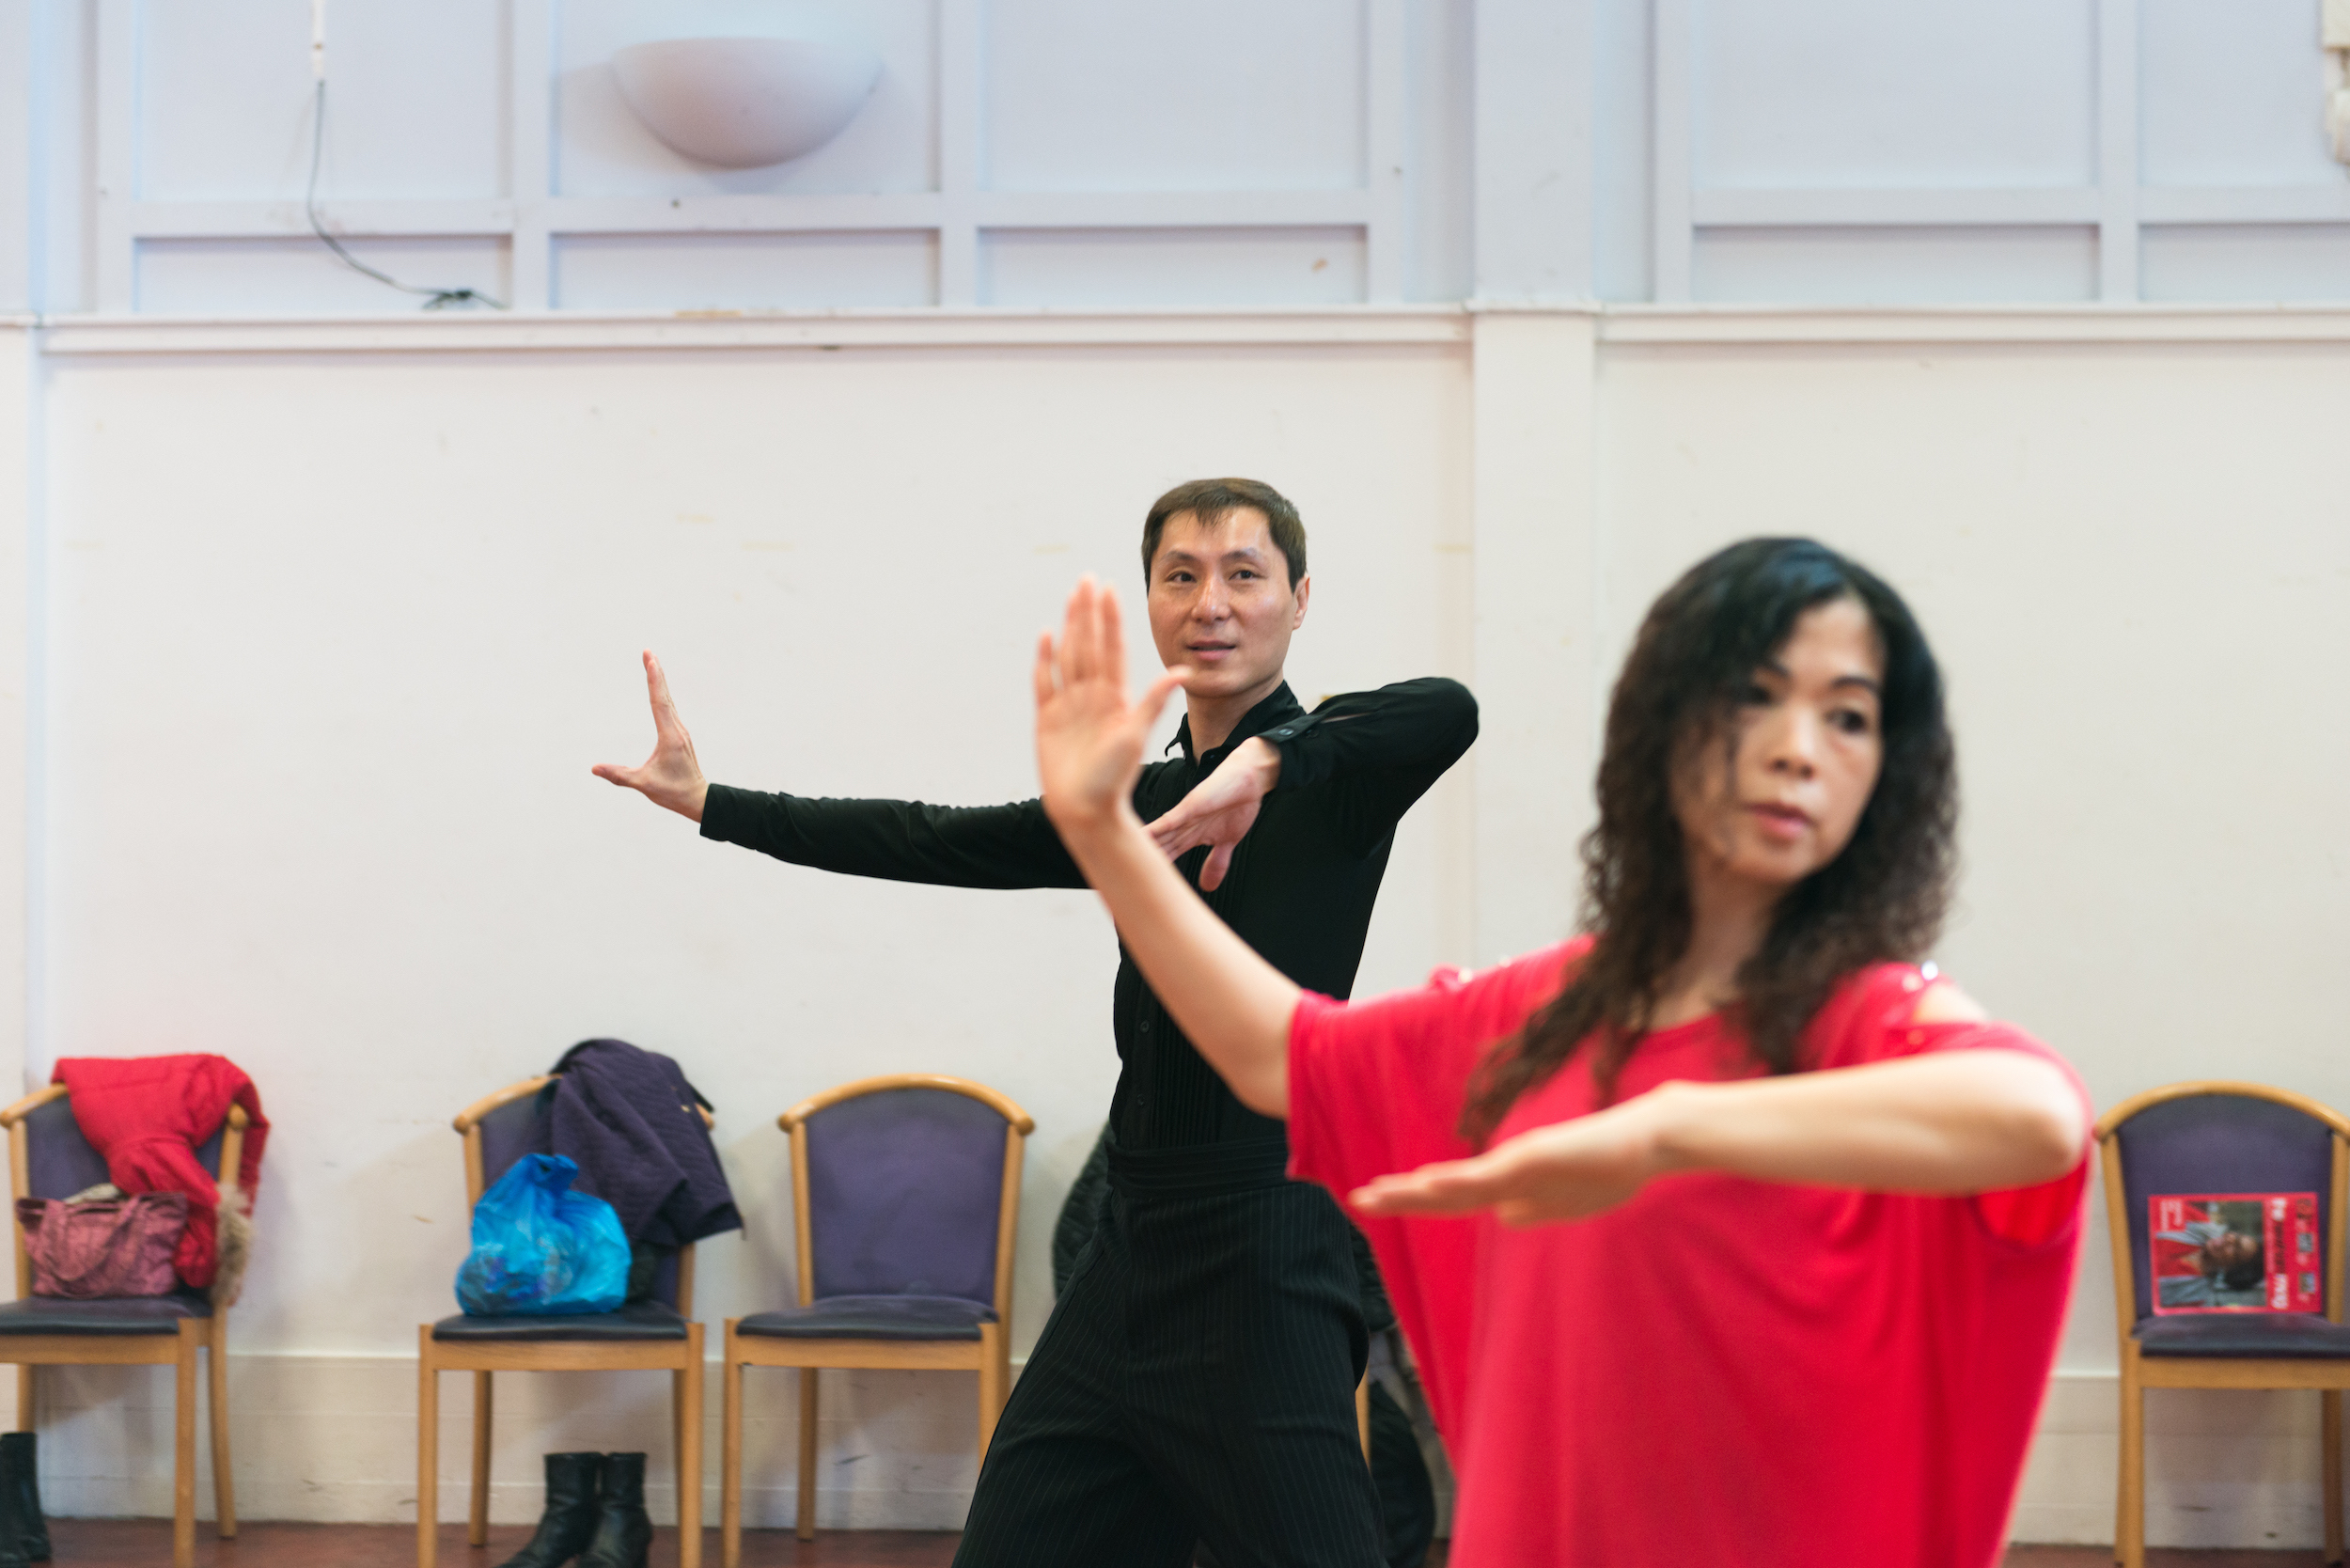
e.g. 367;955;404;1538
1142;478;1307;589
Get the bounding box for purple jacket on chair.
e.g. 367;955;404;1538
538;1038;741;1248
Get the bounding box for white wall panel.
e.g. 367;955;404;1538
1593;0;1653;301
1694;226;2100;303
39;0;2350;313
1402;0;1471;302
983;0;1364;192
553;0;937;198
1694;0;2098;189
2141;0;2340;187
979;227;1367;306
31;0;92;313
0;9;28;313
2142;223;2350;300
36;339;1469;1359
138;0;505;202
552;231;938;309
133;236;509;314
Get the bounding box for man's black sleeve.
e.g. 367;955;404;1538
698;784;1087;890
1253;677;1479;855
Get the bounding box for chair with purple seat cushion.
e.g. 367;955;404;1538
0;1084;246;1568
2098;1081;2350;1568
414;1076;707;1568
719;1074;1032;1559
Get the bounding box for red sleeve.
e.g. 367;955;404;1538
1810;965;2092;1249
1284;940;1585;1441
1286;939;1586;1197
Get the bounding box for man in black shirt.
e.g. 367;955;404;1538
596;478;1475;1568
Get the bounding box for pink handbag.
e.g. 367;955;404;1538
16;1192;188;1298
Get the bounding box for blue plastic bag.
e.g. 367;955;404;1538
455;1153;629;1316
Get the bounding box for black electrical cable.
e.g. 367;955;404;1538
305;80;505;311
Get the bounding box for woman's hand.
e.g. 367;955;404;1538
592;651;710;823
1035;577;1190;841
1349;1089;1681;1227
1151;737;1280;890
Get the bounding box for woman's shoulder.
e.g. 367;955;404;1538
1320;935;1591;1045
1446;934;1593;1016
1806;960;2011;1067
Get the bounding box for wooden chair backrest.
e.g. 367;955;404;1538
2095;1079;2350;1343
0;1083;248;1302
450;1074;713;1317
778;1073;1034;1324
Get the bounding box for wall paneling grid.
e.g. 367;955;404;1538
1651;0;2350;304
91;0;1415;313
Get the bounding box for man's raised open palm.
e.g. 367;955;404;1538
592;651;710;822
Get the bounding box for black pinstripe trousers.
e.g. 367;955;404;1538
953;1141;1385;1568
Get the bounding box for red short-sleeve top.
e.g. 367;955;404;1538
1287;937;2089;1568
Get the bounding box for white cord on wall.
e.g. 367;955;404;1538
300;0;503;309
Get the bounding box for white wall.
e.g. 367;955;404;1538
9;303;2348;1544
23;321;1474;1527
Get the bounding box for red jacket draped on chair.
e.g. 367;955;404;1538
53;1054;268;1290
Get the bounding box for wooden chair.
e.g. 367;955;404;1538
0;1085;244;1568
2098;1081;2350;1568
417;1076;707;1568
720;1074;1031;1563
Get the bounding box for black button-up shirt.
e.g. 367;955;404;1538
699;677;1478;1152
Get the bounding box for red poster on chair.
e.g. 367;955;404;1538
2149;1193;2321;1315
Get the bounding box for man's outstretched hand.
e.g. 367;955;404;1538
1035;578;1189;842
1151;738;1280;891
591;651;711;823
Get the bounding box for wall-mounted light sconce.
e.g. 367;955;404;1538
613;33;881;168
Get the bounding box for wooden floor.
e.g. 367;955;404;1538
46;1521;956;1566
35;1521;2342;1567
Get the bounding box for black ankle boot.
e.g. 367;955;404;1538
0;1434;44;1562
495;1451;603;1568
577;1451;652;1568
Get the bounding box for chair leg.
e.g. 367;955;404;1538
2326;1388;2344;1565
173;1320;198;1568
721;1323;744;1568
679;1323;704;1568
208;1316;237;1537
977;1323;1007;1464
13;1363;28;1434
797;1367;818;1542
468;1371;493;1546
672;1368;686;1532
416;1327;439;1568
2116;1366;2144;1568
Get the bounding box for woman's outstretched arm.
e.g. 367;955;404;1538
1351;1021;2088;1228
1034;578;1301;1116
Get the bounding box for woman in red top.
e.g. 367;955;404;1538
1029;538;2092;1568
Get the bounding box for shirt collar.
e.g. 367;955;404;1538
1167;682;1307;767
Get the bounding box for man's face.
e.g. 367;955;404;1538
1145;508;1310;704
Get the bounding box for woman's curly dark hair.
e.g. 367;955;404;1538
1460;538;1957;1142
